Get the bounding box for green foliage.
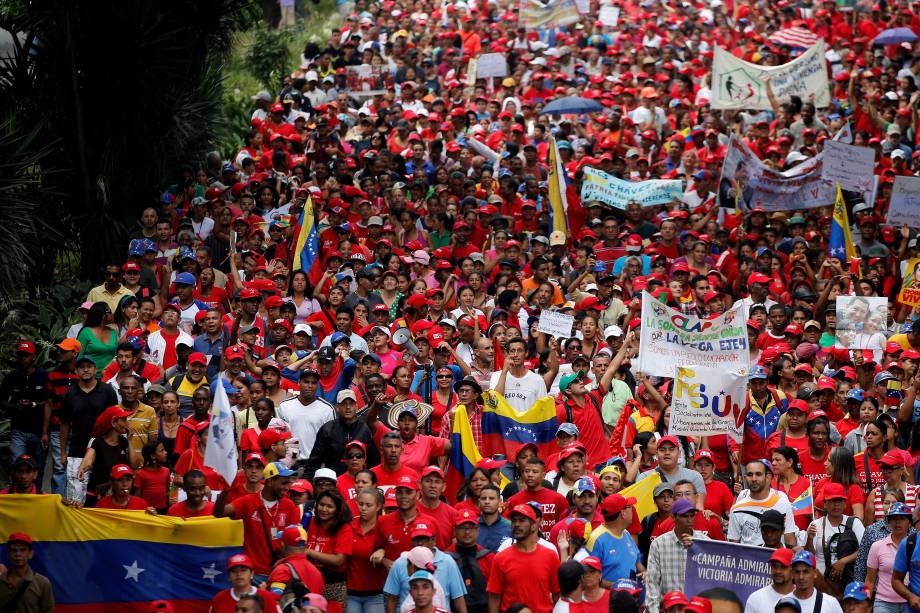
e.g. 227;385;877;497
243;23;294;90
0;281;93;374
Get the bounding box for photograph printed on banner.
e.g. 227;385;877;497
834;295;889;362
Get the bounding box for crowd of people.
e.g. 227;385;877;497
2;0;920;611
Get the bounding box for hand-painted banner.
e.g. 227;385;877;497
670;366;747;442
581;167;682;209
684;539;773;605
711;41;829;110
899;257;920;307
887;175;920;227
519;0;580;28
637;292;750;377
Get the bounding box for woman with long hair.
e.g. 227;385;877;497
113;296;140;338
799;416;832;484
866;502;912;613
428;367;455;435
815;446;865;520
307;489;354;613
288;270;321;324
844;397;881;454
239;397;277;456
772;446;810;530
347;487;387;613
374;271;404;321
456;467;492;515
389;365;422;403
865;450;918;524
624;432;658;485
77;302;119;376
157;390;182;469
769;356;797;400
855;418;891;495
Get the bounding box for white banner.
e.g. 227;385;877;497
476;53;509;78
887;175;920;227
637;292;750;377
822;140;875;194
581;167;683;209
670;366;747;442
711;41;829;111
537;310;574;338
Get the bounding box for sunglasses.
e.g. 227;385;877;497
346;453;365;460
436;374;453;379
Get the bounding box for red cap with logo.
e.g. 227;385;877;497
227;553;253;570
110;464;134;479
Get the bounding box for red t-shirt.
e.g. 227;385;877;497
555;389;608;468
268;554;326;595
133;465;170;509
347;519;388;592
835;417;860;440
371;465;420;493
854;452;884;492
651;515;725;541
307;522;354;574
232;493;301;574
225;470;263;503
505;488;569;538
95;495;148;510
766;430;808;456
486;545;561;613
159;329;180;371
799;448;830;485
166;500;215;518
377;511;433;561
209;588;279;613
704;479;736;519
417;500;458;551
775;475;813;531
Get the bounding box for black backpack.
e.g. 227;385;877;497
278;562;309;613
449;549;490;612
823;516;860;585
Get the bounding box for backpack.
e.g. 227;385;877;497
278;562;309;613
448;549;490;611
823;516;859;586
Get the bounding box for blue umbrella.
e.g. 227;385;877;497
539;96;604;116
873;27;918;46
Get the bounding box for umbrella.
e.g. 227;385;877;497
872;27;918;46
539;96;604;116
767;27;819;49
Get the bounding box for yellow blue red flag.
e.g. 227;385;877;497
292;197;321;285
481;390;558;459
446;402;510;502
547;137;569;235
618;471;662;521
828;184;857;262
0;495;242;612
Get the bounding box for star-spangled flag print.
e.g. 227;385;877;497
292;196;322;286
828;183;857;263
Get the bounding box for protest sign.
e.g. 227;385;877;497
519;0;580;28
685;540;773;605
345;65;393;97
822;140;875;194
598;5;620;25
835;296;889;358
887;176;920;227
637;292;750;378
537;310;574;338
717;135;873;212
581;167;682;209
476;53;509;78
899;258;920;307
670;366;746;441
574;0;590;12
711;41;829;111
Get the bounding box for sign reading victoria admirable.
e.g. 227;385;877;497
637;292;750;378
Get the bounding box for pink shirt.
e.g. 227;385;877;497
868;535;907;603
375;348;404;378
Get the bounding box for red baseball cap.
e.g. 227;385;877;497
290;479;313;495
508;503;538;522
671;262;690;274
227;553;253;570
281;525;308;547
693;450;715;464
257;429;292;448
823;482;847;500
420;466;445;480
110;464;134;479
581;556;603;572
455;510;478;527
243;452;266;466
600;493;636;515
657;435;679;449
7;533;32;546
345;440;367;453
410;521;436;537
395;474;419;490
748;272;771;285
239;288;261;300
187;351;207;366
224;345;246;360
15;341;35;355
663;592;690;609
769;548;795;566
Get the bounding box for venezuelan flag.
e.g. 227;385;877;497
619;471;662;522
292;196;321;286
828;184;857;263
547;137;569;235
792;485;813;518
446;403;482;502
0;495;242;612
480;390;558;460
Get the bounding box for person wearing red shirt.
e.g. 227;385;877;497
209;553;281;613
346;487;388;611
268;526;326;600
417;466;458;551
305;490;354;613
766;399;809;456
95;464;151;511
693;451;735;521
555;371;610;468
166;470;215;518
372;432;421;493
505;457;569;538
650;481;725;541
215;461;301;580
225;452;265;503
798;414;831;485
377;474;433;563
486;503;560;613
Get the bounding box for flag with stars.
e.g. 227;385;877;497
205;374;238;487
547;136;570;235
0;494;242;612
292;196;321;286
828;183;857;263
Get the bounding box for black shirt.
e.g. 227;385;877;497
0;368;50;434
60;381;119;456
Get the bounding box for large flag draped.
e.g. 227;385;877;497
446;403;483;502
480;390;558;459
205;374;238;487
619;471;662;522
548;137;569;234
0;495;242;612
292;197;321;285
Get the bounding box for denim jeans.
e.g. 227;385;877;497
10;430;46;488
347;593;385;613
48;430;66;495
874;600;905;613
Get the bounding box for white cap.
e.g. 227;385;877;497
306;70;319;82
604;325;624;338
892;149;906;159
372;325;392;338
852;201;873;214
314;467;338;483
532;57;547;66
294;323;312;335
336;389;357;404
585;283;598;292
440;318;458;329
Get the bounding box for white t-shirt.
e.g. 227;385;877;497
489;370;547;413
744;584;793;613
727;489;797;546
793;589;844;613
277;396;336;458
808;515;865;574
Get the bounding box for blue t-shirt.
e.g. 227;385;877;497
586;525;641;583
410;364;461;401
893;536;920;611
383;548;467;603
